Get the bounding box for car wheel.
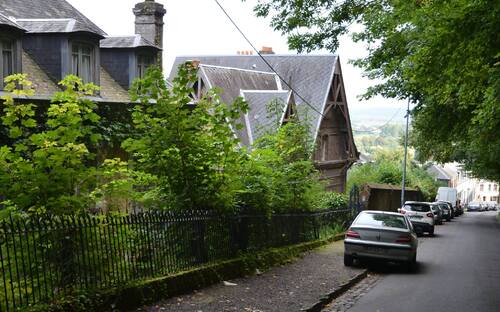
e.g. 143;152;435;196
344;254;354;267
447;216;451;222
429;226;435;236
406;254;417;272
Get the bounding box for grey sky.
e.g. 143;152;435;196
66;0;406;124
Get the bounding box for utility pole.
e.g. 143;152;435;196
401;98;411;207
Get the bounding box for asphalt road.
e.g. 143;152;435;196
345;211;500;312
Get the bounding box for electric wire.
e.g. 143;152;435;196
213;0;326;118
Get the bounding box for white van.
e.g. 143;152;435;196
436;187;457;208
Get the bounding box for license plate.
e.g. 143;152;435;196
365;246;387;254
410;215;422;219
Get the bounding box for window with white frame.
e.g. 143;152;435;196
1;39;15;87
137;54;154;79
71;43;94;83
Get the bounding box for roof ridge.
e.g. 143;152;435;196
200;64;277;75
240;90;290;94
176;54;339;58
16;18;75;21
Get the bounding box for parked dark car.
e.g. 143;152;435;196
430;203;443;225
437;202;452;222
438;201;455;218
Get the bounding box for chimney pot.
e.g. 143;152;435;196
188;60;201;69
133;0;166;65
259;46;275;55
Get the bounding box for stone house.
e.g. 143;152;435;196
0;0;165;103
0;0;358;193
169;52;359;192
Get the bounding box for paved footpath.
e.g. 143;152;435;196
135;241;364;312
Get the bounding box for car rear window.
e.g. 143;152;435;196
404;203;430;212
355;213;408;229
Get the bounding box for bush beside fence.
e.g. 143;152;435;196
0;209;353;311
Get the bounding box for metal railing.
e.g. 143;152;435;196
0;208;353;311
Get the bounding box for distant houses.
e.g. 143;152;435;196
428;163;499;204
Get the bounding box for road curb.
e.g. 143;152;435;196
303;269;369;312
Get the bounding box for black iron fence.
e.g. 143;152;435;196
0;208;354;311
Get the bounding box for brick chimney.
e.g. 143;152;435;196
133;0;166;63
259;46;275;55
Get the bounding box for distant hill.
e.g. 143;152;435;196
352;123;404;157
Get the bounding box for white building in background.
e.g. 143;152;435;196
442;163;499;204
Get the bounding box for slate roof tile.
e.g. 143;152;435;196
100;35;159;49
241;90;291;143
170;55;338;141
0;0;106;36
0;12;24;31
199;64;281;146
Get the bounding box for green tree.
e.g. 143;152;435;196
249;0;500;181
347;147;440;200
122;64;248;212
0;75;102;214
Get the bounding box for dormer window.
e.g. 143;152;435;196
1;39;14;86
71;42;94;83
137;54;154;79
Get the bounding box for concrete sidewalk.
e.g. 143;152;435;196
135;241;365;312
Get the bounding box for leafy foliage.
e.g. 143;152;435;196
123;65;249;212
354;123;403;157
249;0;500;181
0;75;102;214
238;118;325;213
0;66;345;215
347;147;440;200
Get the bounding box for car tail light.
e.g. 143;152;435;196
396;235;411;243
426;212;434;218
346;229;360;238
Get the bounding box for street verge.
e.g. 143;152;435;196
302;270;368;312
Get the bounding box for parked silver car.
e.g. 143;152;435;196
344;211;418;271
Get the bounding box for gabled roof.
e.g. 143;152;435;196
15;18;102;35
170;55;338;141
100;35;160;49
199;64;280;104
427;164;452;181
241;90;291;143
0;12;24;31
0;0;106;37
198;64;282;146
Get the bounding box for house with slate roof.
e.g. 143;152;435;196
0;0;165;102
169;53;359;192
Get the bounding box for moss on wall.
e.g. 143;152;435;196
24;233;345;312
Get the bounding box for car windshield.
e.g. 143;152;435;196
355;213;408;229
439;204;448;210
404;203;430;212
